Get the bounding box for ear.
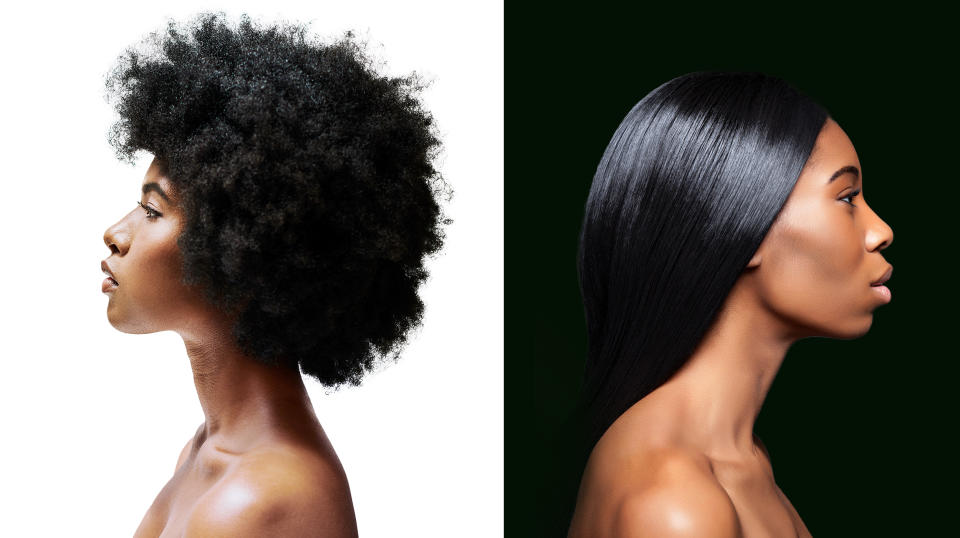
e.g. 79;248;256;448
746;250;762;269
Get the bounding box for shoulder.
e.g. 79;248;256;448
613;462;741;537
185;445;358;538
582;446;740;538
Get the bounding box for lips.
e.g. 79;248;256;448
101;260;118;287
870;266;893;287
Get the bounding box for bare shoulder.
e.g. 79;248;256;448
184;444;358;538
613;455;741;538
574;445;740;538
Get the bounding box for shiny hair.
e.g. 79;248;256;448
578;71;828;442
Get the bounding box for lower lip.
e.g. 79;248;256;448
102;278;118;293
871;284;891;303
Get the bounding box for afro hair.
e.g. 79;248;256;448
106;13;446;386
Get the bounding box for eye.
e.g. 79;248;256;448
840;189;861;207
137;200;162;220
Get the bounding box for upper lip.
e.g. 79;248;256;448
871;265;893;286
101;260;117;283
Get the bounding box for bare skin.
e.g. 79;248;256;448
568;118;894;537
102;159;359;537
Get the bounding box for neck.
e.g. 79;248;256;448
652;283;796;459
179;321;316;446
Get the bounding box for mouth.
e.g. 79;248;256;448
870;265;893;287
870;265;893;304
101;260;118;292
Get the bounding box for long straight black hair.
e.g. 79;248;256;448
578;72;828;444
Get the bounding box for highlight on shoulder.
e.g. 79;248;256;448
571;447;741;538
612;470;741;538
184;447;359;538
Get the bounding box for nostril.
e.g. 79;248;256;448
109;244;120;255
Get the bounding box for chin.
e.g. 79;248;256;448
106;305;153;334
827;315;874;340
790;311;874;341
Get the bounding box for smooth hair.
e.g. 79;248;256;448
578;72;828;442
106;14;446;386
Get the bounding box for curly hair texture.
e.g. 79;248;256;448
107;14;446;386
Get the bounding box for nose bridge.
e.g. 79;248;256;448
864;200;893;251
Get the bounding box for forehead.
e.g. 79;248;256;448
796;118;861;186
141;158;175;195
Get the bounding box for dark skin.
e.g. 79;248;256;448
102;158;359;537
568;119;894;537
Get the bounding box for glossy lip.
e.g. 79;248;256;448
870;265;893;287
872;284;892;304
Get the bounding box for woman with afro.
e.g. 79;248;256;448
100;13;444;536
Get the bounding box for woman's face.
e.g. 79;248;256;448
101;159;204;334
751;118;894;339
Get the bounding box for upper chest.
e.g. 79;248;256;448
133;454;234;538
709;460;812;538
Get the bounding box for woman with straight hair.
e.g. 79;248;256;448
568;72;893;537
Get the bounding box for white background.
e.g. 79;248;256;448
0;1;502;536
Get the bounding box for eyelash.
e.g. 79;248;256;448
137;200;162;220
840;189;861;207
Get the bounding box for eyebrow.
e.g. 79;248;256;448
826;165;860;184
142;182;171;202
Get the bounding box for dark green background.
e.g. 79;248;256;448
507;8;957;536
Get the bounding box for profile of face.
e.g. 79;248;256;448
747;118;894;339
101;159;207;334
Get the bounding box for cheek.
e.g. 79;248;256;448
132;239;187;305
109;230;193;332
758;208;869;335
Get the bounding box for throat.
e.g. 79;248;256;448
182;330;314;444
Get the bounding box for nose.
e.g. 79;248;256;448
864;202;893;252
103;217;131;256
